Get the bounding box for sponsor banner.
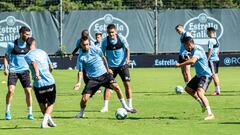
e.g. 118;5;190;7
0;53;240;69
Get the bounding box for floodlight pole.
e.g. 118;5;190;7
59;0;63;53
154;0;158;54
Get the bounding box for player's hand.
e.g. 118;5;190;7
176;63;181;67
108;68;113;74
73;83;81;91
69;54;73;60
35;75;41;80
126;59;130;65
4;69;8;76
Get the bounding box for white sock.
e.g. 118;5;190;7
196;98;204;107
119;98;128;109
127;98;133;109
48;115;56;125
42;114;50;126
215;86;220;92
80;107;85;115
6;104;10;112
103;100;109;109
28;106;33;114
206;106;212;115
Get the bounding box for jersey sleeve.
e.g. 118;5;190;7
101;38;107;54
75;39;81;48
76;56;83;71
24;53;35;64
208;39;215;49
5;42;14;55
119;35;129;48
192;49;201;60
45;52;52;65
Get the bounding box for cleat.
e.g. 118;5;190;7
41;123;50;128
48;120;57;127
125;108;137;113
100;108;108;113
75;113;84;118
211;91;220;96
27;114;34;120
5;112;11;120
204;114;215;120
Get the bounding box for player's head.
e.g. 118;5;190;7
81;30;89;38
207;27;216;38
95;32;102;42
183;37;195;51
19;26;31;41
175;24;184;34
26;37;36;50
107;24;117;39
80;36;90;52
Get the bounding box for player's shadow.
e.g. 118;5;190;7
0;126;39;130
223;107;240;110
219;122;240;125
127;116;179;120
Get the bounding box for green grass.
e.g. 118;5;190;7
0;67;240;135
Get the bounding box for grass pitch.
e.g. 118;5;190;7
0;67;240;135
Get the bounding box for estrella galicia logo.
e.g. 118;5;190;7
88;14;129;41
0;16;32;48
184;13;224;46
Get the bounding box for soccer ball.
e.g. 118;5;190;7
175;85;184;94
115;108;128;120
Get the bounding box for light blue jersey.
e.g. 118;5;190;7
191;45;212;77
101;34;129;67
5;41;29;73
77;46;107;78
25;49;55;88
94;41;102;48
208;38;220;61
75;38;95;53
179;31;193;57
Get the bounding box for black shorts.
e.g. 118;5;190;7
110;64;131;81
34;84;56;104
8;70;31;88
82;73;116;97
178;55;187;63
187;75;212;91
208;61;219;74
82;70;89;84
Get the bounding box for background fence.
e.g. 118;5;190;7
0;0;240;56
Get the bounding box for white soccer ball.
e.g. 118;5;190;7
175;85;184;94
115;108;128;120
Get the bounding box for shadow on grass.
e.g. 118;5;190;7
219;122;240;124
0;126;39;130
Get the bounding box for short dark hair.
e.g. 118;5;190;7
19;26;30;33
81;30;89;37
183;37;194;44
80;36;88;42
207;27;215;32
107;24;116;30
175;24;183;30
95;32;102;37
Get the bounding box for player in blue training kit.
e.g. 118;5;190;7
176;37;215;120
175;24;192;85
100;24;134;112
25;39;56;128
73;36;137;118
207;27;221;95
3;26;34;120
94;32;102;48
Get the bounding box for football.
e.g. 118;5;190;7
115;108;128;120
175;85;184;94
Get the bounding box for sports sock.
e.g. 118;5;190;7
103;100;109;109
28;106;33;114
215;86;220;92
6;104;10;112
127;98;133;108
42;114;50;126
119;98;128;109
206;106;212;115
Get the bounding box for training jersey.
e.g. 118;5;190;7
75;38;94;53
25;49;55;88
101;34;129;67
179;31;193;57
94;41;102;48
208;38;220;61
191;45;212;78
76;46;107;78
5;40;29;73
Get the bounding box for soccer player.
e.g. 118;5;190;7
176;37;215;120
24;38;56;128
94;32;102;48
3;26;34;120
73;36;137;118
207;27;221;95
175;24;192;85
100;24;134;112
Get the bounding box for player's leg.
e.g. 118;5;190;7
100;87;111;112
5;73;18;120
19;71;34;119
181;65;191;84
212;61;220;95
75;93;91;118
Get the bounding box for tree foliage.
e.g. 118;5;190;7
0;0;239;12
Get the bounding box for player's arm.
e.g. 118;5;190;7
31;61;41;80
207;48;213;60
125;47;130;65
3;54;9;76
176;56;197;67
46;54;53;73
70;46;80;60
73;71;83;91
102;55;112;74
121;36;130;64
